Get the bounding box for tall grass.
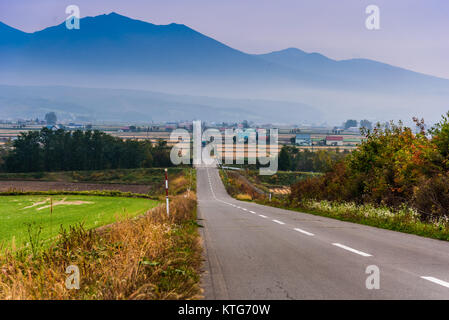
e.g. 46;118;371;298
0;193;202;300
259;197;449;241
220;169;449;241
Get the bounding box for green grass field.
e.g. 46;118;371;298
0;195;159;249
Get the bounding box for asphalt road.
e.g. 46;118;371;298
197;166;449;299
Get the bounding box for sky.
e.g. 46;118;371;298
1;0;449;79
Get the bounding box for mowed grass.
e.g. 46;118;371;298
0;195;159;249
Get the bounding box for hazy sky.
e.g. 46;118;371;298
1;0;448;79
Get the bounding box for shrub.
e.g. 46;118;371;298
413;174;449;221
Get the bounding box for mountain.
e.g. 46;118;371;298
0;13;289;78
0;12;448;123
256;48;448;90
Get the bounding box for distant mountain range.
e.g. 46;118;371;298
0;12;448;124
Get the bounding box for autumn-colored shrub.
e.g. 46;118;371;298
290;115;449;219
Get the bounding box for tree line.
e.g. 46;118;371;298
278;146;349;172
1;128;173;173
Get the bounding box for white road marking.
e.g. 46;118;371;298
421;276;449;289
272;219;285;225
259;214;267;218
332;243;372;257
249;211;256;214
242;208;247;211
294;228;314;236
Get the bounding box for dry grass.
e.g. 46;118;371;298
0;193;202;300
236;194;252;201
220;170;265;201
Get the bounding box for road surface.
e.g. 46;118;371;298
197;166;449;299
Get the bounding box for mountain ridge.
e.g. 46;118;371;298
0;12;448;123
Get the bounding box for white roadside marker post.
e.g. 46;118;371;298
165;168;169;217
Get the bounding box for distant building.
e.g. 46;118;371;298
178;122;193;131
326;135;343;146
46;124;61;131
118;126;130;132
332;127;343;134
164;124;177;131
295;133;312;146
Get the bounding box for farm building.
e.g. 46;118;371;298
295;133;312;146
325;135;343;146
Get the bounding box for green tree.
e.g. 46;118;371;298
6;131;43;172
429;112;449;160
44;112;57;125
360;119;372;130
278;146;292;171
344;119;358;129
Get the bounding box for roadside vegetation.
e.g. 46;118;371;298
0;193;202;299
220;113;449;241
290;116;449;220
0;127;201;299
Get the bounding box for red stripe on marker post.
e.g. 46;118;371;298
165;168;169;216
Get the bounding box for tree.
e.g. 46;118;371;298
290;137;296;145
429;112;449;159
278;146;292;171
0;142;10;171
45;112;57;125
360;120;372;130
344;119;358;129
5;131;43;172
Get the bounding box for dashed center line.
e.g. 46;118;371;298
259;214;267;218
294;228;314;236
421;276;449;289
332;243;372;257
249;211;256;214
272;219;285;225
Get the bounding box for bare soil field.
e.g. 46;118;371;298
0;180;151;194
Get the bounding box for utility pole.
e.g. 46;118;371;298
164;168;169;216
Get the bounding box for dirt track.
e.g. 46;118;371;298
0;180;152;194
